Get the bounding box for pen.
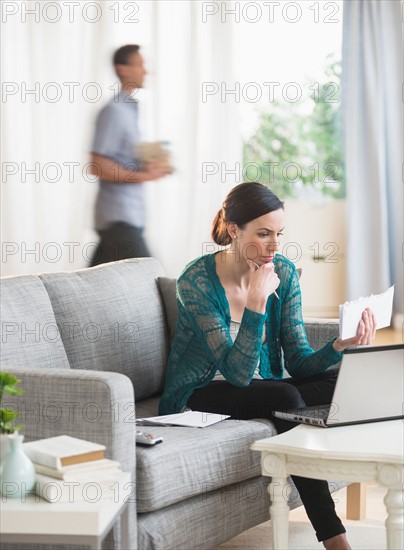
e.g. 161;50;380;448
253;262;280;300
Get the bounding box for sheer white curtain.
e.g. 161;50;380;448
144;1;241;276
1;0;117;275
1;1;240;277
342;0;403;324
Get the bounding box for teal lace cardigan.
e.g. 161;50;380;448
159;252;342;415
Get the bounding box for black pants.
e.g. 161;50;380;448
187;370;345;542
89;222;151;267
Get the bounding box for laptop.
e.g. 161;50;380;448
273;344;404;427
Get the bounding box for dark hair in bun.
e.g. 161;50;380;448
211;182;284;246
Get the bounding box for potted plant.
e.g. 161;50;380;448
0;372;24;433
0;373;24;461
0;372;36;498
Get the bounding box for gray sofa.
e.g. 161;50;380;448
1;258;342;550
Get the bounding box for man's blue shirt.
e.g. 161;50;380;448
91;90;145;230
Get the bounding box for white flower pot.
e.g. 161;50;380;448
0;434;10;463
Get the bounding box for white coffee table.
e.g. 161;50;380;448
251;420;403;549
0;471;132;550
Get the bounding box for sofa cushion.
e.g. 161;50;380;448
157;277;177;344
0;275;71;370
39;258;168;400
136;419;276;512
136;396;161;418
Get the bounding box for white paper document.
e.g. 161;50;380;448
136;411;230;428
339;285;394;340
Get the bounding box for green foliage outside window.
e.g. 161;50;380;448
243;54;345;199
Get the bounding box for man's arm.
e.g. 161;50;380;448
90;153;169;184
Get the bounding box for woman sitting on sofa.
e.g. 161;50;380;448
159;181;376;550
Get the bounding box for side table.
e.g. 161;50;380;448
0;471;132;550
251;420;403;549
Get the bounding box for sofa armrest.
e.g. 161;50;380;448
304;318;340;351
2;367;137;549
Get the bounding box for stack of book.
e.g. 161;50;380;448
23;435;123;503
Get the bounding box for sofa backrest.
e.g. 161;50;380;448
0;275;71;370
156;277;178;344
39;258;169;400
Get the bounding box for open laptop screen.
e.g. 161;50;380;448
327;344;404;426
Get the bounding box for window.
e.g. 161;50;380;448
233;1;344;199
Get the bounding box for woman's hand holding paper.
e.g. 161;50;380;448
332;307;377;352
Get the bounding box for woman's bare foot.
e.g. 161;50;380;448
323;533;352;550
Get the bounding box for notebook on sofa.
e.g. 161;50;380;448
273;344;404;427
136;410;230;428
